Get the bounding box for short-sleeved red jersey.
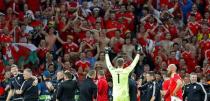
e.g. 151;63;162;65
162;79;170;101
168;74;183;100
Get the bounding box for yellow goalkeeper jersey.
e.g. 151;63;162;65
105;54;140;101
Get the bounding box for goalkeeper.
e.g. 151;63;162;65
105;46;141;101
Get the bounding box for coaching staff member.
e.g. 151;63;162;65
79;70;97;101
6;65;25;101
56;71;78;101
138;71;161;101
16;68;39;101
183;73;207;101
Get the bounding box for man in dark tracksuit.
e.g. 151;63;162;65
183;73;207;101
56;71;78;101
129;75;137;101
16;68;39;101
138;71;161;101
6;65;25;101
52;71;64;101
79;70;97;101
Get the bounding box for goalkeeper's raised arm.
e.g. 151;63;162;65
124;51;140;73
104;46;141;71
104;47;115;73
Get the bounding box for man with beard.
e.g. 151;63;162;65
105;46;141;101
183;73;207;101
166;64;183;101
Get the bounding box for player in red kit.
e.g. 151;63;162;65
97;70;108;101
166;64;183;100
161;71;170;101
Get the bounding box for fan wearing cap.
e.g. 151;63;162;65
38;71;54;101
105;46;141;101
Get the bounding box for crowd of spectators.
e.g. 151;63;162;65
0;0;209;101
